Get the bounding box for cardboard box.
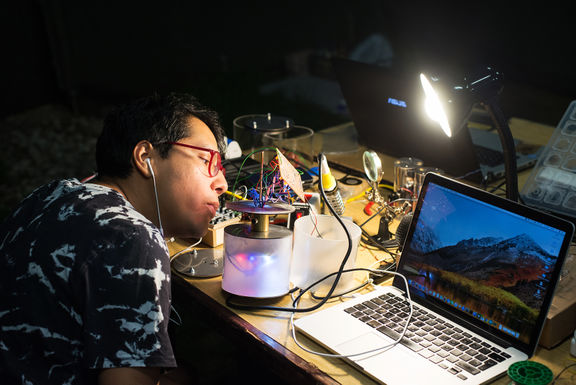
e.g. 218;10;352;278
539;252;576;349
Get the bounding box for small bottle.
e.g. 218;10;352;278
320;155;345;216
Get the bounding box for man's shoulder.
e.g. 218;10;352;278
25;179;133;217
1;179;163;254
7;178;123;215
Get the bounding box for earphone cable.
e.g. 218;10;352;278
148;159;164;237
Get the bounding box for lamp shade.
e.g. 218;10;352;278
420;66;504;137
419;65;518;201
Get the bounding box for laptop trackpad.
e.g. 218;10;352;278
336;332;438;385
335;332;406;360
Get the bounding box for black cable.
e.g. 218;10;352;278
359;205;386;228
454;168;483;182
226;267;391;309
226;266;365;312
226;152;353;313
358;229;399;268
551;363;576;384
357;197;410;252
360;227;399;250
360;241;390;251
308;263;399;301
361;240;398;255
310;281;371;300
488;179;506;194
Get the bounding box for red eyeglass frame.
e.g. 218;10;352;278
168;142;225;177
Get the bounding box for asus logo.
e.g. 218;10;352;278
387;97;407;108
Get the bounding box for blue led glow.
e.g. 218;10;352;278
226;252;276;273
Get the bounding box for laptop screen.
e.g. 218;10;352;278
395;173;573;354
332;57;483;182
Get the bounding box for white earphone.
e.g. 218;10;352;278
146;158;164;237
146;157;153;174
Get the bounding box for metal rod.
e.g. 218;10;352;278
251;214;269;232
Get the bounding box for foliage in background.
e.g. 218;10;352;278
0;105;102;220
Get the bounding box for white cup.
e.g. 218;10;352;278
291;215;361;296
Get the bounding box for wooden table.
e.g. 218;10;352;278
320;117;554;193
167;118;576;384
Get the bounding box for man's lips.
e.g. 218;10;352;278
207;202;219;217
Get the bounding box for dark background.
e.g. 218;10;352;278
1;2;575;381
1;1;575;217
3;1;575;126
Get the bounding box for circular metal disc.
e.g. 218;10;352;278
224;223;293;239
226;200;295;214
171;248;224;278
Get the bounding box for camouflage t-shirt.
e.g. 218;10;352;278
0;179;176;385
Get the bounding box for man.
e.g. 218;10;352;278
0;93;228;384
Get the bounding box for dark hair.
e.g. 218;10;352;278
96;92;225;178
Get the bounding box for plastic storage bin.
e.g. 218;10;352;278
521;101;576;218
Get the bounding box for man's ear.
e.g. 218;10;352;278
132;140;155;178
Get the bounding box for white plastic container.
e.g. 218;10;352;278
291;215;361;295
222;223;293;298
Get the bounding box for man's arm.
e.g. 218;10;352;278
99;367;162;385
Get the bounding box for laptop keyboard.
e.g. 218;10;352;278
344;292;511;381
474;145;505;167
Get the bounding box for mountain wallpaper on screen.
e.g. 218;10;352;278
409;225;554;311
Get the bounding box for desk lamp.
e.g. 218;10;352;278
419;66;519;201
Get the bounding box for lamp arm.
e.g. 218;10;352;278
482;98;519;201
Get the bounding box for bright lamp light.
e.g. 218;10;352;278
419;66;519;201
420;73;451;137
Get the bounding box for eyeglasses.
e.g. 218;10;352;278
168;142;225;177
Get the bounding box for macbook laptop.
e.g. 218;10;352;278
295;172;573;385
332;57;540;184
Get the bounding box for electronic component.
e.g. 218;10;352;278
286;202;310;230
276;149;305;201
203;206;242;247
298;167;315;189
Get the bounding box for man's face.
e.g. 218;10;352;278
155;117;228;238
